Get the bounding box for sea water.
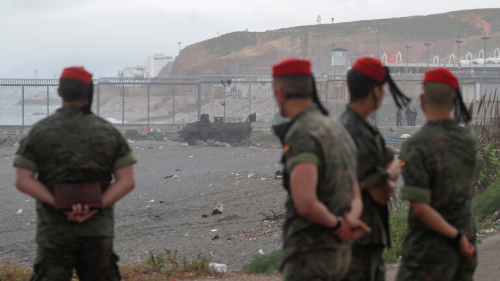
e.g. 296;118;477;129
0;102;60;126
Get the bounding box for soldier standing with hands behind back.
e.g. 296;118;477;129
340;57;411;281
396;68;477;281
272;58;370;281
13;67;137;281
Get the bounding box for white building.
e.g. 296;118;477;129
144;53;173;77
119;66;145;78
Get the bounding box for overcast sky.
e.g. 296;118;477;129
1;0;498;78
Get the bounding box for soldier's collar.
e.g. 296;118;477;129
345;106;379;134
426;118;457;127
273;104;319;143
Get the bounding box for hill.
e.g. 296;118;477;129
167;8;500;76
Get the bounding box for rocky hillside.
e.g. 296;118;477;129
167;9;500;76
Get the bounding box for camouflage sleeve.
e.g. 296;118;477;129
113;131;137;171
385;147;395;165
284;130;320;173
12;132;38;172
355;137;389;190
400;143;431;204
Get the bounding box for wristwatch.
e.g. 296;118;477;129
329;216;343;232
449;231;463;248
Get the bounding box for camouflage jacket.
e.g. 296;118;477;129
400;119;477;258
13;106;137;243
273;104;357;263
339;107;393;247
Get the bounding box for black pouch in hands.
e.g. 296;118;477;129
53;182;103;212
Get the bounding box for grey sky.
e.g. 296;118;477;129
1;0;498;78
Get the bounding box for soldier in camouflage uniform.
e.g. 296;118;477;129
396;68;477;281
13;66;137;281
340;57;411;281
272;58;370;281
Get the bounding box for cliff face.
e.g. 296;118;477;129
167;9;500;76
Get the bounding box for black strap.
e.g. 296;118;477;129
454;89;472;123
81;81;94;114
385;67;411;109
311;76;329;116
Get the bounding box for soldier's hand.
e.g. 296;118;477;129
64;204;98;223
458;235;476;259
332;220;352;242
344;215;371;241
387;158;401;181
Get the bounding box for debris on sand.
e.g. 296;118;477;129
226;209;284;240
211;203;224;215
274;170;283;179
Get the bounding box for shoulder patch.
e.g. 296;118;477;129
283;144;290;153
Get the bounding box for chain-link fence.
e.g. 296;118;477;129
1;72;500;129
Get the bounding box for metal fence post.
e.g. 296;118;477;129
173;84;176;125
22;85;25;131
147;83;150;130
197;82;202;120
325;80;329;111
46;85;50;116
248;82;252;116
122;83;125;125
96;83;100;116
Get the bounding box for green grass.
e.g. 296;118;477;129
242;250;282;274
385;203;409;263
473;181;500;222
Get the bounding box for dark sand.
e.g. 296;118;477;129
0;141;285;271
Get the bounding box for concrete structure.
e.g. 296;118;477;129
119;66;145;78
331;47;348;73
144;53;173;77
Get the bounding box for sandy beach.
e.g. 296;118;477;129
0;140;286;271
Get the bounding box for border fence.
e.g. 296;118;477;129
1;72;500;130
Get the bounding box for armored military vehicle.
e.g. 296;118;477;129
178;113;254;146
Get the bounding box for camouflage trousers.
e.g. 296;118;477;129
341;245;385;281
30;236;121;281
396;246;477;281
281;247;352;281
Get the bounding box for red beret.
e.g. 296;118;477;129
60;66;93;84
272;58;312;77
352;57;387;83
423;68;458;90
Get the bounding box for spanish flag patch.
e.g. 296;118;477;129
400;160;406;168
283;144;290;153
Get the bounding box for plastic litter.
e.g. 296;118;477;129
164;174;174;179
16;209;22;214
258;249;265;254
209;263;227;273
211;203;224;215
148;200;154;203
189;155;194;159
211;229;218;232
